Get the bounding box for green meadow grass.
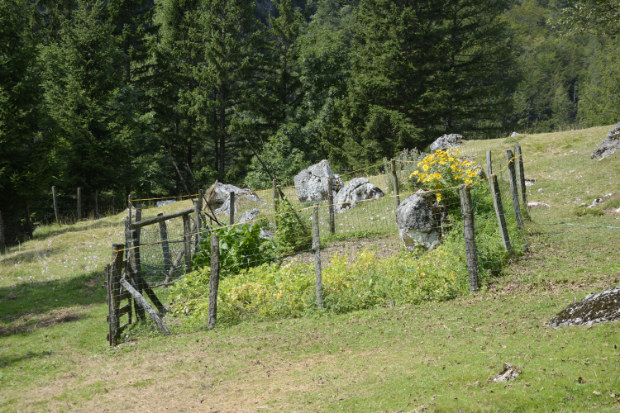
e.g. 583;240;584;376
1;125;620;412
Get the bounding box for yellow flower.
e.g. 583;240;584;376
436;193;442;203
423;164;430;171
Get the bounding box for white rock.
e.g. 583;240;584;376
430;134;463;153
395;190;441;251
293;160;343;203
334;178;384;213
527;202;550;208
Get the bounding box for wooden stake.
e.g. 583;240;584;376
135;204;142;244
486;150;493;177
515;145;528;217
506;150;529;252
327;178;335;234
158;213;172;274
0;210;6;254
489;175;512;254
273;179;278;230
182;214;192;273
95;190;99;220
128;228;146;321
52;186;59;224
24;201;32;239
108;244;125;345
229;191;235;225
459;185;479;293
312;205;323;308
194;200;202;252
390;159;400;207
208;233;220;329
77;187;81;221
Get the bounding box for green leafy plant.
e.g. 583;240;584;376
192;221;276;277
275;198;312;255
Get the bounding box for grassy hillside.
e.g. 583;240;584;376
1;125;620;412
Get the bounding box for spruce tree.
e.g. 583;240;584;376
41;0;136;193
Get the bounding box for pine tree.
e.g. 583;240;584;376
41;0;136;193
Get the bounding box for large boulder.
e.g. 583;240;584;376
396;191;441;251
237;208;260;224
591;122;620;160
549;286;620;327
293;160;344;203
208;183;264;215
334;178;384;213
430;134;463;153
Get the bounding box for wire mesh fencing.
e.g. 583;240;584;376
103;145;557;344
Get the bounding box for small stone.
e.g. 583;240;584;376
430;134;463;153
492;363;521;383
334;178;384;213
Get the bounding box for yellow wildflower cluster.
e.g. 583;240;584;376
409;149;480;203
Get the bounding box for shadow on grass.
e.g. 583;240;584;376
31;218;123;241
0;270;106;336
0;350;54;369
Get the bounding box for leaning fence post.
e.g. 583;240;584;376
489;175;512;254
208;233;220;329
77;187;81;221
229;191;235;225
459;185;479;293
327;178;335;234
390;159;400;207
0;210;6;254
95;190;99;220
273;179;278;230
158;213;172;273
313;205;324;308
52;186;59;224
515;145;529;218
182;213;192;273
506;150;528;252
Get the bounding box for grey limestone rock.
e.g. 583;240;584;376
395;190;441;251
430;134;463;153
591;122;620;160
334;178;384;213
212;183;264;215
293;160;343;203
236;208;260;224
549;285;620;327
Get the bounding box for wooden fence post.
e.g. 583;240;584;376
0;210;6;254
313;205;324;308
273;179;278;230
327;178;335;234
390;159;400;207
506;150;528;252
486;151;493;176
95;190;99;220
229;191;235;225
135;204;142;244
489;175;512;254
128;194;132;227
194;200;202;252
77;187;81;221
208;233;220;329
108;244;124;345
52;186;59;224
515;145;529;218
24;201;32;239
182;213;192;273
128;228;146;321
158;213;172;273
459;185;479;293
